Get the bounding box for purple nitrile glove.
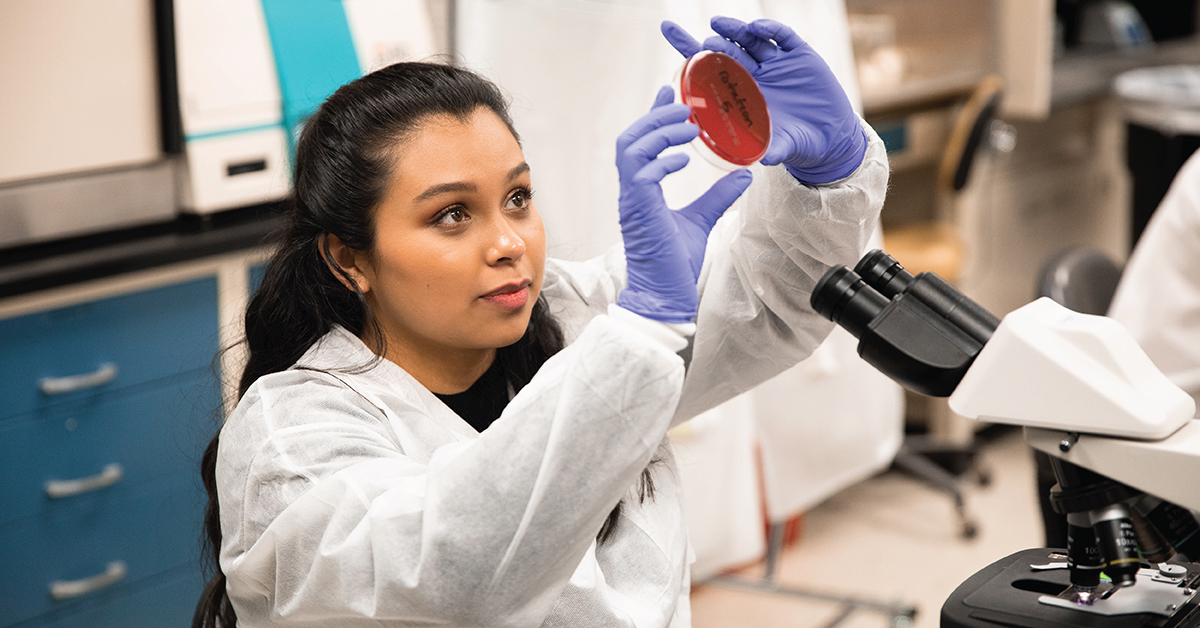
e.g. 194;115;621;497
615;86;754;324
661;17;867;185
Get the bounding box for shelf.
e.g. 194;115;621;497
1052;37;1200;109
862;69;985;119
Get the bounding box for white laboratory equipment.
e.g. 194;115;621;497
172;0;438;215
172;0;290;214
0;0;175;247
813;249;1200;628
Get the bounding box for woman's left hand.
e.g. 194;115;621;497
614;87;753;325
661;17;867;185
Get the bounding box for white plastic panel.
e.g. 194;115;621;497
951;298;1195;440
173;0;282;136
342;0;439;73
1027;422;1200;512
0;0;160;184
178;128;290;213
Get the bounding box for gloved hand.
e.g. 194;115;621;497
615;86;754;324
661;17;867;185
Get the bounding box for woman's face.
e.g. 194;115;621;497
358;108;546;364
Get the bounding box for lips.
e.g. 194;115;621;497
481;280;531;310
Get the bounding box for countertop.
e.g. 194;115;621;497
0;205;283;299
1053;37;1200;108
861;36;1200;120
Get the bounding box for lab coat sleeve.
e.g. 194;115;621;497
218;315;685;627
1109;150;1200;405
675;119;888;422
541;120;887;424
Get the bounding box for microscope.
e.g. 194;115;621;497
811;250;1200;628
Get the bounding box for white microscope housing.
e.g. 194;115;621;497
811;249;1200;627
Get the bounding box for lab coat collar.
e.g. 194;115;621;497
293;324;381;374
292;325;481;443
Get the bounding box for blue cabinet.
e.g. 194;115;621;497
0;279;219;422
249;262;266;294
31;566;205;628
0;277;219;628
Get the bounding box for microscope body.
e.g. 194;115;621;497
812;251;1200;627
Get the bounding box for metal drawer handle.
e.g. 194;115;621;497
45;463;124;498
39;363;118;395
49;560;127;600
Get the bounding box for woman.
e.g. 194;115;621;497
198;17;888;627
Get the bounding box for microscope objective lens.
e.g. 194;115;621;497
1137;496;1200;561
1067;517;1104;590
1130;508;1174;562
1090;505;1140;588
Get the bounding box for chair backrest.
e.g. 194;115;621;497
1036;247;1124;315
938;74;1005;194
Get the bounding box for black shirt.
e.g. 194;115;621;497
433;360;511;432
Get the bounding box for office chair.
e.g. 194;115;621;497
884;75;1005;541
883;74;1005;279
1032;246;1124;547
1036;247;1123;316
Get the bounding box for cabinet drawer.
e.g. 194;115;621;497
0;277;218;421
250;262;266;294
0;479;203;627
27;565;204;628
0;371;218;526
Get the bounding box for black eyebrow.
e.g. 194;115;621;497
414;181;477;202
506;163;530;181
412;163;530;202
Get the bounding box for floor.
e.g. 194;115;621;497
689;426;1045;628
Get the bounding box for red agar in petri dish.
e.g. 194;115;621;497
677;51;771;168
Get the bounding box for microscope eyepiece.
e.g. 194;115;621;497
854;249;914;298
855;250;1000;345
811;251;994;397
810;265;889;340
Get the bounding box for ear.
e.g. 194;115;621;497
321;233;372;294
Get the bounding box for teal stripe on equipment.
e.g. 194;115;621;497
185;123;285;143
259;0;362;156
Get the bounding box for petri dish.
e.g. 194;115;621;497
675;50;771;170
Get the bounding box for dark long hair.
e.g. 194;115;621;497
198;61;646;627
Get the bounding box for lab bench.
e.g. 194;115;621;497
0;207;278;628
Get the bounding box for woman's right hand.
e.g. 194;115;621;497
614;86;753;324
661;17;867;185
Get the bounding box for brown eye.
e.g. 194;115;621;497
506;188;533;210
435;207;467;225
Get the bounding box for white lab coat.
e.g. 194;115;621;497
1109;150;1200;406
457;2;902;576
215;124;888;627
